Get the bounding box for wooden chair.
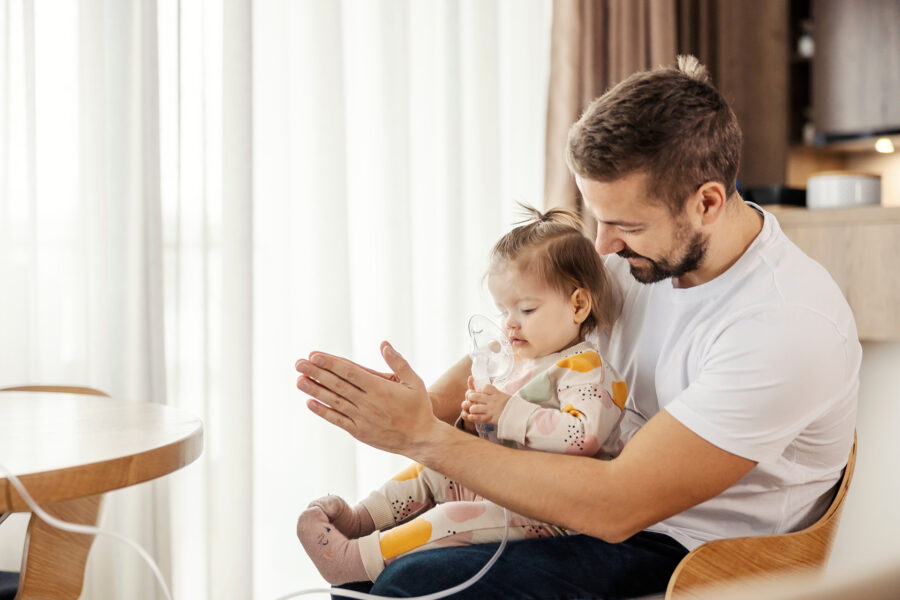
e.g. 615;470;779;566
0;385;109;397
0;385;109;600
665;432;858;599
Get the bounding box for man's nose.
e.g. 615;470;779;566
594;222;625;255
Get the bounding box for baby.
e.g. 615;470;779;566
297;205;629;585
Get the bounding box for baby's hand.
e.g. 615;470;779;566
457;376;478;432
461;384;510;426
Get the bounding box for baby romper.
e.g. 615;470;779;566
354;340;628;581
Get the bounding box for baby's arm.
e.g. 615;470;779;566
496;350;625;455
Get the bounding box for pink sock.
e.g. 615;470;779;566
309;495;376;539
297;506;369;585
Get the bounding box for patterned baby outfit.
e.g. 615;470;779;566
355;340;628;581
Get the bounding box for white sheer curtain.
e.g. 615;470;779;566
1;0;551;598
0;1;168;599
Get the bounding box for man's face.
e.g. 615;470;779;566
576;172;708;285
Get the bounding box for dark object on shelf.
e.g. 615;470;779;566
813;127;900;147
744;186;806;206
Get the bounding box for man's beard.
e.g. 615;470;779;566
618;229;708;284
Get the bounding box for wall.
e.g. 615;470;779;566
828;341;900;572
787;149;900;572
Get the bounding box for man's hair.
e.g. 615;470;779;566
565;55;743;214
489;204;619;337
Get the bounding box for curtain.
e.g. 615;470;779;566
544;0;677;219
156;0;255;597
250;2;552;596
2;1;552;598
0;1;168;598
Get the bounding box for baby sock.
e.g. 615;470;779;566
308;495;376;539
297;506;369;585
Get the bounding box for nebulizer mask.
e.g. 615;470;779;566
467;314;515;443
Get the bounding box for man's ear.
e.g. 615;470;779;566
570;288;592;325
692;181;728;226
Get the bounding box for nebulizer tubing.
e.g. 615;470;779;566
0;318;516;600
0;315;515;600
277;315;517;599
274;508;509;600
0;463;173;600
0;458;507;600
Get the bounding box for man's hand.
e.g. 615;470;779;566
295;341;443;453
461;384;511;425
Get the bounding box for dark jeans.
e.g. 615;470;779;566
332;531;688;600
0;571;17;600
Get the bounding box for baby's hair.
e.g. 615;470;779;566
489;204;619;337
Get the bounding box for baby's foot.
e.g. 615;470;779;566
308;495;375;539
297;506;368;585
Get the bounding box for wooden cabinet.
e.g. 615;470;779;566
768;205;900;340
813;0;900;136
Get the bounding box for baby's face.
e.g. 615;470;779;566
487;267;582;359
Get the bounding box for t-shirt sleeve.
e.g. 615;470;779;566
663;305;853;464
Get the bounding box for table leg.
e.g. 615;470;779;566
16;494;103;600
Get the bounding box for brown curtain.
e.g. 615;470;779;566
545;0;678;221
545;0;788;224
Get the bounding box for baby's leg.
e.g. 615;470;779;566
296;505;368;585
356;500;565;581
297;463;457;584
307;495;376;539
298;464;501;584
360;462;453;530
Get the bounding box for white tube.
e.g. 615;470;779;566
275;508;510;600
0;464;173;600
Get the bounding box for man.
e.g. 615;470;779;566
295;56;859;598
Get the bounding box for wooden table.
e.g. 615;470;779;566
0;391;203;599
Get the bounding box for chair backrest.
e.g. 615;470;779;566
666;431;857;599
0;385;109;397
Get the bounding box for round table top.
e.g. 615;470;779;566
0;391;203;512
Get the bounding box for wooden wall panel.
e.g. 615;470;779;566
769;206;900;340
715;0;790;188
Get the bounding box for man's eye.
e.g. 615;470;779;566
618;228;641;234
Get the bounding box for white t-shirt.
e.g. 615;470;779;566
594;203;860;550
